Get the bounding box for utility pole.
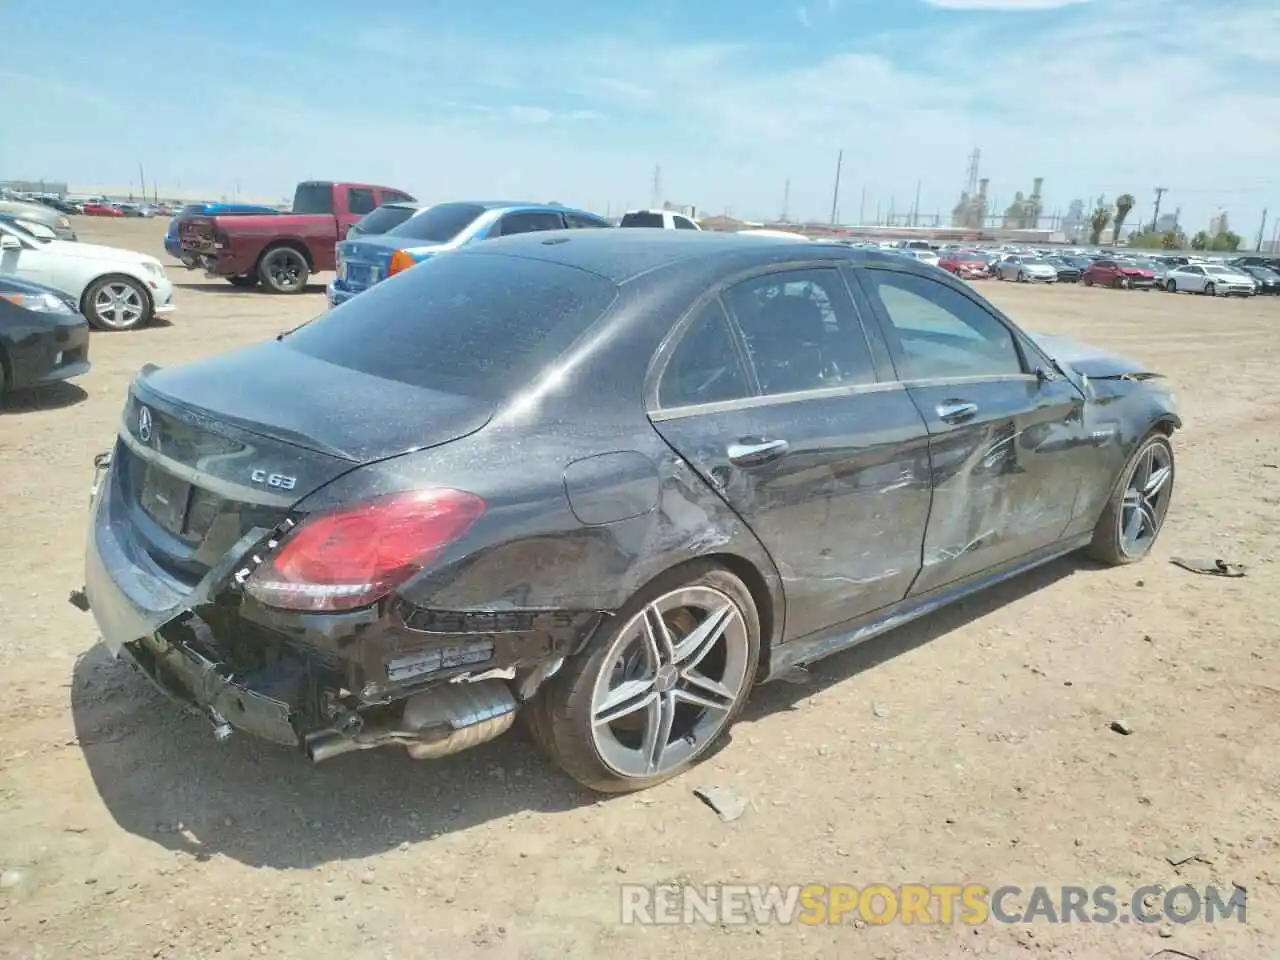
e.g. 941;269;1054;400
138;162;146;203
781;179;790;222
1256;208;1268;252
650;165;661;210
858;184;866;226
1150;186;1168;231
829;150;843;225
910;179;921;228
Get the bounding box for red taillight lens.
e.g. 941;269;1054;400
245;489;485;612
387;249;416;277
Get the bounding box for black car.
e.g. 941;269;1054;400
81;231;1180;792
1241;265;1280;294
1045;256;1084;282
0;276;91;397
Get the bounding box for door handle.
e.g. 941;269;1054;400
726;438;790;466
936;400;978;424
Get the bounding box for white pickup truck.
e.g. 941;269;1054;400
618;209;702;230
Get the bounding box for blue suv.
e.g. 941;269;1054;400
327;201;610;306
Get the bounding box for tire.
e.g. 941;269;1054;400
1205;282;1216;296
227;274;258;288
1114;275;1129;290
1086;432;1175;566
1083;276;1093;287
81;274;152;331
257;245;310;294
1166;280;1176;293
1017;271;1026;283
528;561;761;793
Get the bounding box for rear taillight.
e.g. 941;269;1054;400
244;489;485;612
388;249;416;277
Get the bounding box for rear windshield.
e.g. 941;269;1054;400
351;204;417;236
620;212;665;228
385;202;485;243
292;183;334;215
282;251;618;397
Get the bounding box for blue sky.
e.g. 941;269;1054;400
2;0;1277;237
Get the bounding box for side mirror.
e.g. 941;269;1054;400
0;235;22;251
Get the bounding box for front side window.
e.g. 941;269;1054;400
723;268;877;396
658;300;752;408
862;269;1024;380
496;211;565;236
565;212;610;229
673;216;699;230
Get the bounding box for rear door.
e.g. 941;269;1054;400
854;264;1089;595
647;265;933;643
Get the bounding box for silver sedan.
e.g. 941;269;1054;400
995;255;1058;283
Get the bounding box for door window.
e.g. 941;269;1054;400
862;269;1024;380
496;211;565;235
673;216;699;230
347;188;377;215
564;212;610;229
723;268;877;396
381;191;415;204
658;300;752;408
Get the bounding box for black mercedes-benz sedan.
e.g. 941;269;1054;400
1;275;91;397
82;231;1180;792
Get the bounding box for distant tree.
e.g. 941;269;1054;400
1190;231;1210;250
1161;230;1185;250
1125;230;1164;249
1113;194;1136;242
1210;230;1242;252
1089;199;1113;246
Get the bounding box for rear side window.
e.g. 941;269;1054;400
382;191;415;204
292;183;334;215
659;301;752;408
283;252;618;397
565;212;610;229
620;212;665;229
347;187;377;215
496;211;565;236
352;204;416;236
386;202;485;243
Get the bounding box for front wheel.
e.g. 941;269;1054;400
82;275;152;331
528;562;760;792
1083;276;1094;287
258;246;310;294
1115;275;1130;290
1086;432;1175;565
1017;271;1026;283
1166;280;1176;293
1205;282;1216;296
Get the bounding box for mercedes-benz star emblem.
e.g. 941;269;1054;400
137;406;153;443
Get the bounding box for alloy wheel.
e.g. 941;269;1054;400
1118;442;1173;558
93;282;145;329
589;585;752;780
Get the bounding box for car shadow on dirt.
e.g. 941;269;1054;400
1;381;89;413
73;554;1093;870
742;554;1087;721
174;282;328;295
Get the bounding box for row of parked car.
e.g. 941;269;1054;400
907;245;1280;297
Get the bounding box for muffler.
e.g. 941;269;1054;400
302;679;518;763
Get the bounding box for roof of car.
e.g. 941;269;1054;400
456;228;907;283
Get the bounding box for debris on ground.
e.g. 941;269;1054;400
1170;557;1248;578
67;588;89;611
1109;719;1135;736
871;702;891;719
1165;850;1206;867
775;666;812;685
693;786;748;822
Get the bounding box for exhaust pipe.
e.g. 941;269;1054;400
303;680;519;763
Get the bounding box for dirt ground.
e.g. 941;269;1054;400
1;218;1277;960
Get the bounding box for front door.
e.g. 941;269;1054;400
855;265;1089;595
0;226;53;285
648;266;933;643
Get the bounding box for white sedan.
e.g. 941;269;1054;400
995;254;1058;282
0;219;174;330
1164;263;1257;297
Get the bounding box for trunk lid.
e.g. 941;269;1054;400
335;238;401;294
115;343;494;583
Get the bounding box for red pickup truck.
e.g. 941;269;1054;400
179;181;415;293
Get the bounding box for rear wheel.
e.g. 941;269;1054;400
82;275;152;331
1086;432;1175;565
258;246;310;294
528;562;760;792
